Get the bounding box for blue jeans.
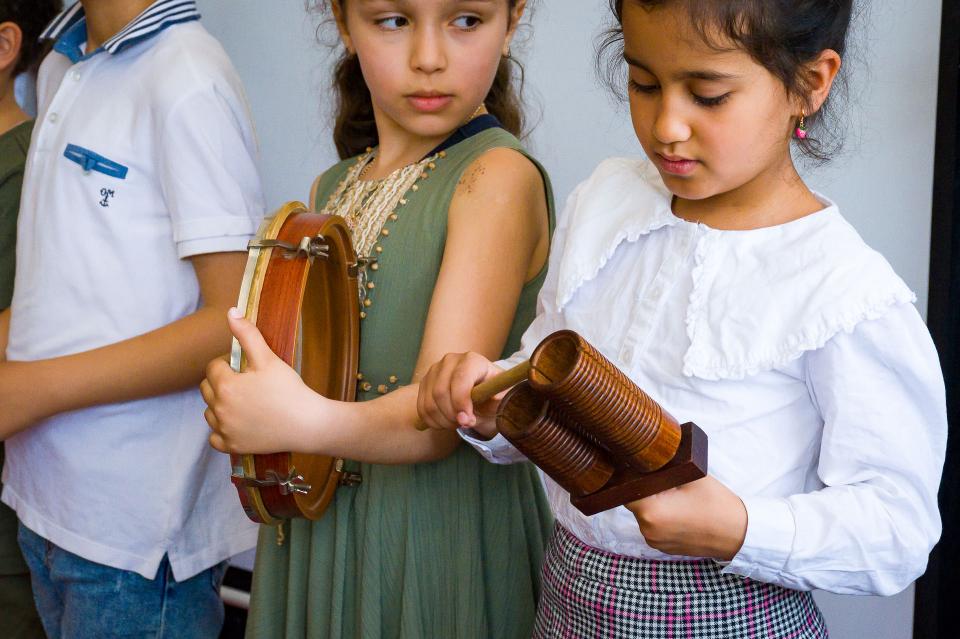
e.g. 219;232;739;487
17;524;227;639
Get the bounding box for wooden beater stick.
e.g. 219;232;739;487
469;360;532;403
415;360;532;431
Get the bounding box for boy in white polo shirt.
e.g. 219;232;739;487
0;0;264;635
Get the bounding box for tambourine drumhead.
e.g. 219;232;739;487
230;202;360;524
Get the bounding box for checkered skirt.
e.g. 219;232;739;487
533;524;828;639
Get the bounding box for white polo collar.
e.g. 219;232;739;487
41;0;200;63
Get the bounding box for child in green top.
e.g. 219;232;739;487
201;1;556;637
0;1;60;637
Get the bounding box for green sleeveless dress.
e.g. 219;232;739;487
245;128;555;639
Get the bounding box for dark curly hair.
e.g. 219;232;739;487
308;0;527;159
598;0;855;162
0;0;61;75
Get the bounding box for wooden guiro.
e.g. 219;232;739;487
457;330;708;515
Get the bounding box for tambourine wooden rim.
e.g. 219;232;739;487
229;202;360;524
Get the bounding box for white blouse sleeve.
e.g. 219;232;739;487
724;302;947;595
458;431;529;464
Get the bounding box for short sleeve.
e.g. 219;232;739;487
724;303;947;595
158;84;266;258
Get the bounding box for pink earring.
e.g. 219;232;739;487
795;111;808;140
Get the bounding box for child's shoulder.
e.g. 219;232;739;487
570;156;667;202
139;22;245;104
446;129;547;191
709;195;907;302
0;120;33;156
686;203;915;380
560;156;906;294
561;156;673;233
558;156;917;380
550;157;675;307
0;121;33;183
309;156;359;209
147;21;229;65
440;126;535;176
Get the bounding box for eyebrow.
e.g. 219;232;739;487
359;0;497;4
623;52;740;82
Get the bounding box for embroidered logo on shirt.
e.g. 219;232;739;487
100;188;115;207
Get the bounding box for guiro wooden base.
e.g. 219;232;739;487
570;422;708;516
489;328;709;516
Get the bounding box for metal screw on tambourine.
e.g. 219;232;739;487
350;254;379;279
295;235;329;260
246;235;329;261
267;468;312;495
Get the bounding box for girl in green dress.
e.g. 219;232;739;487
201;1;554;637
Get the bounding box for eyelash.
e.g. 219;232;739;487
374;16;410;31
452;15;482;30
627;79;730;108
376;15;409;30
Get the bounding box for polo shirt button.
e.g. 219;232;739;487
48;113;59;123
71;71;81;81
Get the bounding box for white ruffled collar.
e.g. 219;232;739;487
556;157;915;380
555;158;679;309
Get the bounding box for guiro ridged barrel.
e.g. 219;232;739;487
528;330;682;472
496;381;615;496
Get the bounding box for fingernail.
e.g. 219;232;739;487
228;307;243;319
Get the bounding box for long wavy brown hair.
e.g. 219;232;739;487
311;0;526;159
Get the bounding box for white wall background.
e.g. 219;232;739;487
198;2;943;637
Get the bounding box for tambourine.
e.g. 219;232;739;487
229;202;361;524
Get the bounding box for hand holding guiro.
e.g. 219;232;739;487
416;351;506;437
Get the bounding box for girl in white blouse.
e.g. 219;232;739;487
418;1;947;637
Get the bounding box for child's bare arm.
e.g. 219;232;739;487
202;148;549;463
0;252;245;437
417;351;503;437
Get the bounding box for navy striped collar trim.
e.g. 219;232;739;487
39;1;84;41
41;0;200;63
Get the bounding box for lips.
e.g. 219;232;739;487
654;153;698;176
406;93;453;113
